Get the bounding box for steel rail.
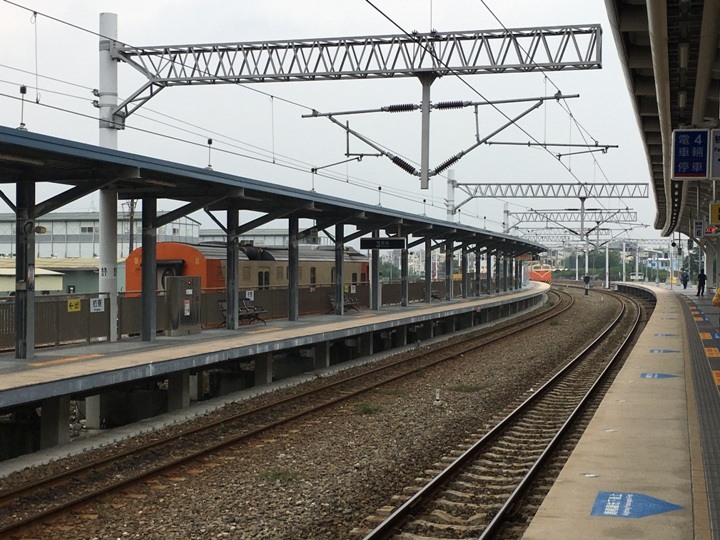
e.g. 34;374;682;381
362;289;637;539
479;292;641;538
0;291;571;536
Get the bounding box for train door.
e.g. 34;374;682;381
257;266;270;289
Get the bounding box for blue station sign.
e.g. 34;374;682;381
672;129;709;179
591;492;682;519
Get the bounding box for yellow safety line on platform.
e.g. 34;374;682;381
694;317;704;322
700;333;713;340
705;347;720;358
713;371;720;385
31;353;103;367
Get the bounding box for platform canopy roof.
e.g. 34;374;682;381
605;1;720;237
0;126;544;255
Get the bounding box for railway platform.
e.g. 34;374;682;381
0;283;547;459
524;282;720;539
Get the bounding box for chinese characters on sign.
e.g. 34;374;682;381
672;129;709;179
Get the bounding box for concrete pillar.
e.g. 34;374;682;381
396;326;407;347
359;333;373;357
40;395;70;449
189;372;207;401
84;394;108;429
314;341;331;369
167;371;190;411
334;224;344;315
255;352;273;385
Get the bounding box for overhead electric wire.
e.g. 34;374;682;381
1;0;554;230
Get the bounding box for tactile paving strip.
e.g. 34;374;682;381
681;298;720;537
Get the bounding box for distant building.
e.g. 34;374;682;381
199;228;329;246
0;212;200;259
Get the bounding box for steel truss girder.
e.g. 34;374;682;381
112;25;601;120
510;210;637;222
457;182;648;199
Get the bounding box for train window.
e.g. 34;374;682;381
258;270;270;289
352;272;358;285
310;267;316;285
361;272;367;283
331;268;336;284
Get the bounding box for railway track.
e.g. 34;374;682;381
357;289;643;539
0;290;572;536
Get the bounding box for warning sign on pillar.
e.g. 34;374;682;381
710;202;720;225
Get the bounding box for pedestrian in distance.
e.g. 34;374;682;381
697;270;707;296
681;270;689;289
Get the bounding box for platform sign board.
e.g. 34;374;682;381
710;203;720;225
694;219;705;238
360;237;406;250
672;129;709;179
591;492;682;518
712;129;720;178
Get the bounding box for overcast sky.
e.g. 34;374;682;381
0;1;661;243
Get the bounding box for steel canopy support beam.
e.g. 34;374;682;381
155;195;229;228
34;178;119;218
141;198;157;341
15;180;35;359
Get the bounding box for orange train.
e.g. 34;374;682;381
528;263;553;283
126;242;369;292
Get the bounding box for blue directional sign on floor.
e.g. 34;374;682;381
591;492;682;518
650;349;680;354
641;373;678;379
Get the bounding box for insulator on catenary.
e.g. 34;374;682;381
433;155;461;174
384;103;417;113
434;100;466;109
391;156;418;175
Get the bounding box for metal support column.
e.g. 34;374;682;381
486;251;493;294
401;247;409;307
371;230;380;310
475;247;482;295
334;223;344;315
141;198;157;341
495;251;501;293
226;205;239;329
461;245;468;298
288;216;299;321
503;255;509;291
444;239;453;300
424;239;432;302
99;13;119;341
15;180;35;359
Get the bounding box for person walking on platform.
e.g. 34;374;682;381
697;270;707;296
681;270;689;289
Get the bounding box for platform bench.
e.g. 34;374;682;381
218;299;267;326
327;293;360;313
423;287;441;300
